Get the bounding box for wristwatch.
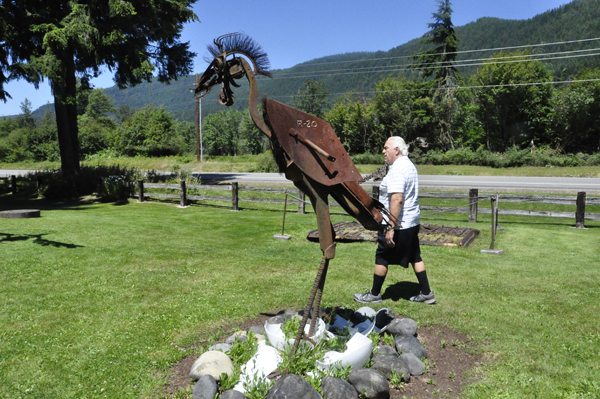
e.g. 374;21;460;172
386;224;395;231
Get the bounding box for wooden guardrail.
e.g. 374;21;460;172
0;175;37;195
132;181;599;228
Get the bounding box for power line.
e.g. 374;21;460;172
271;47;600;79
292;37;600;67
262;51;600;80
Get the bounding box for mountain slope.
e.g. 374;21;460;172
96;0;600;122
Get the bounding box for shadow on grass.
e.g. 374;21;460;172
0;232;83;248
381;281;421;302
0;193;103;212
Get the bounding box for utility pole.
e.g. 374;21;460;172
195;73;201;162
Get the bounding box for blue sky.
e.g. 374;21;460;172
1;0;571;116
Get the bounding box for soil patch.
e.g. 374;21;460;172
164;314;483;398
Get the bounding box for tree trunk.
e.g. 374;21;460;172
51;53;80;177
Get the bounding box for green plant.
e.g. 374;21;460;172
368;331;380;354
100;175;132;202
382;333;395;348
227;333;258;368
449;371;455;380
427;378;436;385
219;369;240;393
278;340;319;376
242;365;274;399
253;151;279;173
280;317;302;341
389;370;404;389
440;339;446;348
304;372;322;395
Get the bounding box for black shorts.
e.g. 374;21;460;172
375;224;422;268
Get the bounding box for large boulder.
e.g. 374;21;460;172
189;351;234;381
220;390;248;399
321;376;358;399
208;343;231;353
226;331;247;344
348;368;389;399
192;375;218;399
376;345;397;355
266;374;321;399
400;353;427;376
371;354;410;382
394;335;427;359
386;318;418;336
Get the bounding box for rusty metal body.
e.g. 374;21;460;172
195;33;390;357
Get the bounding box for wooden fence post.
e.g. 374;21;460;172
138;180;144;203
372;185;380;201
180;180;187;207
298;189;306;214
11;175;16;195
232;182;239;211
575;191;586;228
468;188;478;223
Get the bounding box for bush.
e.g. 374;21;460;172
253;151;279;172
99;175;133;203
350;152;385;165
414;147;600;168
36;165;139;200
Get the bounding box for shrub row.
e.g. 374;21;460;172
351;147;600;167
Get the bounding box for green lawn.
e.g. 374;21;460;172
1;192;599;398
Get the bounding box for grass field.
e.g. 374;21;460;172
1;176;600;398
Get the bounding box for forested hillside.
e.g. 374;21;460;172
4;0;600;167
98;0;600;123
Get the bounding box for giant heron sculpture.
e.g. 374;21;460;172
195;33;398;357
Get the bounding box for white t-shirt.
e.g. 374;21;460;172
379;156;420;229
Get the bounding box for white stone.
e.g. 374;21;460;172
189;351;234;381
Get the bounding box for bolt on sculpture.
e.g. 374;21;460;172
195;33;398;358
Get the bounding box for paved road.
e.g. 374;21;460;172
195;172;600;194
3;170;599;193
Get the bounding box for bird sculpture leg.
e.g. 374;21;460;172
288;171;335;359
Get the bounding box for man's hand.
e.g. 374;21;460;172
386;229;395;247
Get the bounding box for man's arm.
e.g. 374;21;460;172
386;192;403;247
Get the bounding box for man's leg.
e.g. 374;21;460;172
412;261;431;295
411;261;436;304
354;264;387;303
371;264;388;296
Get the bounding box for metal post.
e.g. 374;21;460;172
11;175;16;195
281;193;288;235
490;196;496;250
298;190;305;214
481;195;504;254
275;192;291;240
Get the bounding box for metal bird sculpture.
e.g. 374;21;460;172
195;33;396;357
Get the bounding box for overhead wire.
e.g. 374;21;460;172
271;47;600;78
284;36;600;67
107;36;600;106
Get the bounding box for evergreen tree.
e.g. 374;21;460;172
411;0;460;150
291;79;330;119
412;0;459;83
0;0;198;176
